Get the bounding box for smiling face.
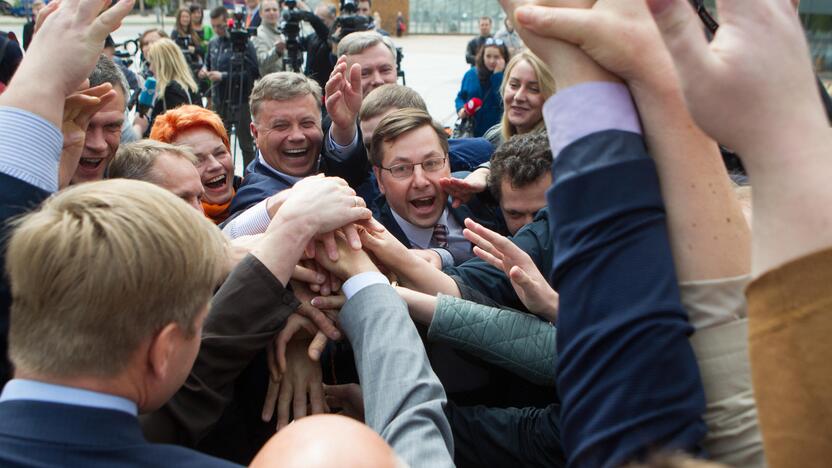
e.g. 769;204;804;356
374;125;450;228
504;60;544;134
71;87;126;185
346;43;397;97
251;95;323;177
172;127;235;205
178;10;191;29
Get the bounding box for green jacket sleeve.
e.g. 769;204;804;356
427;294;556;387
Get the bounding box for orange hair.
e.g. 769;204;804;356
150;105;230;152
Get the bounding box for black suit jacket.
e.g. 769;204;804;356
0;400;237;467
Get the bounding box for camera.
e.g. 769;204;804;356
330;1;374;44
279;0;305;72
229;5;256;53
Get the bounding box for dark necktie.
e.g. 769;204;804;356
430;224;449;249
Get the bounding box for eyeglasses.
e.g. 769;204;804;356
379;157;446;179
484;38;504;47
690;0;719;34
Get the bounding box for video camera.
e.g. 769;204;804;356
279;0;305;72
229;5;256;53
330;0;374;44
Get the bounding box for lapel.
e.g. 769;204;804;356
372;197;413;248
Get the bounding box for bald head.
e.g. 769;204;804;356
250;415;401;468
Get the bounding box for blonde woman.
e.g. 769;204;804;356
146;38;202;119
484;50;556;146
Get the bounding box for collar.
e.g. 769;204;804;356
0;379;138;416
258;153;306;185
390;206;450;249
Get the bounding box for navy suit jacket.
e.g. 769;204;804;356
0;173;50;386
0;400;238;467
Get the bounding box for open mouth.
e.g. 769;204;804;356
410;196;436;210
78;158;104;169
204;174;227;190
283;148;308;158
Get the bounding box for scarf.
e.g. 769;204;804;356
202;189;235;224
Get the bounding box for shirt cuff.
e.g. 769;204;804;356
431;248;455;268
325;127;359;158
342;271;389;300
222;198;271;239
543;82;642;158
0;106;63;193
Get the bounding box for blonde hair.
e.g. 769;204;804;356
6;179;228;378
500;51;556;141
147;38;199;101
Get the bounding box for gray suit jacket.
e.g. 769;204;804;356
339;283;454;468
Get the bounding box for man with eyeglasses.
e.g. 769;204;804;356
369;108;505;267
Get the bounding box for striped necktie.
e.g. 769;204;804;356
430;224;449;249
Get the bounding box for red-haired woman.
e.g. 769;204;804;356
151;105;238;223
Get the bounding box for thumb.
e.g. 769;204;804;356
514;6;597;47
648;0;714;83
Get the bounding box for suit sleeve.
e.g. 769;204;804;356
141;255;299;446
338;283;454;468
545;83;707;466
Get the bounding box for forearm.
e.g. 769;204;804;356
250;218;314;285
0;73;65;128
630;78;751;282
429;294;556;387
395;286;437;326
340;284;454;467
394;252;460;298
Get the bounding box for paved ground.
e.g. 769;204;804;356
1;14;475;173
1;15;473;125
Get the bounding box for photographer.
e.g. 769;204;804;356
303;3;337;90
201;6;260;169
253;0;285;75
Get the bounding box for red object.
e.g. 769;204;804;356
463;97;483;117
227;18;235;28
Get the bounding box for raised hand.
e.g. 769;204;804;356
464;218;558;321
1;0;135;126
325;55;363;145
58;83;116;188
313;231;379;281
439;168;488;209
646;0;826;159
497;0;617;90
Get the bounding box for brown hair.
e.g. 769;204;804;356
359;84;427;122
369;108;447;167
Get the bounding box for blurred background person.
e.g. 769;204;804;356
494;17;524;59
170;7;203;63
455;38;508;138
21;0;44;51
146;39;202;126
253;0;285;76
465;16;492;66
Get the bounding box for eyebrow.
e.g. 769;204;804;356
389;150;442;164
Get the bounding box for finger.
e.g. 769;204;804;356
451;198;463;209
647;0;715;87
462;227;500;259
309;381;325;414
325;90;343;111
293;385;307;421
319;277;331;296
473;245;506;272
304;240;316;259
509;264;535;288
344;224;362;250
325;71;344;95
35;0;60;33
261;379;279;422
267;340;280;382
330;274;341;293
277;381;292;431
348;63;362;95
308;330;328;361
299;303;342;341
514;6;597;47
464;218;517;254
92;0;136;39
293;264;326;285
310;294;346;310
322;232;339;261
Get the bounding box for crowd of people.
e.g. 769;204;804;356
0;0;831;467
